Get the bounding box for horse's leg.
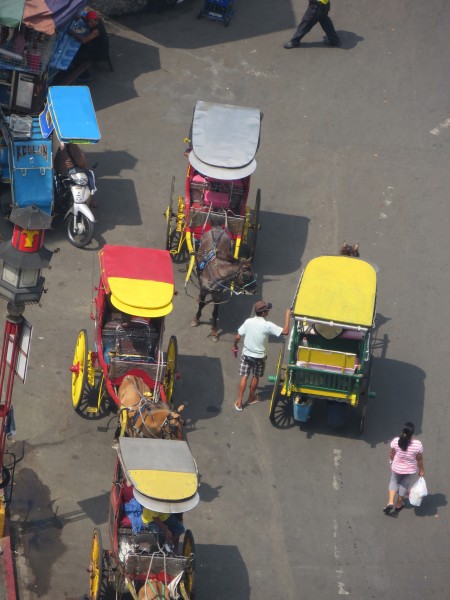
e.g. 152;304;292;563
191;288;207;327
211;300;219;342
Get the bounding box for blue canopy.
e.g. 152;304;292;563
39;86;101;143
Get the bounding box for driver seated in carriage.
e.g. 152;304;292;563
121;482;185;553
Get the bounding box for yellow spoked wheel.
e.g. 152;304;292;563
269;341;285;422
165;176;176;252
250;189;261;262
89;528;103;600
71;329;88;410
164;336;178;408
182;529;196;599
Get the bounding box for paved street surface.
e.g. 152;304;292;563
3;0;450;598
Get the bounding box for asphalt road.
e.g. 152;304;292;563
4;0;450;598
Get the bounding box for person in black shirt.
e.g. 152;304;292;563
284;0;341;49
70;11;110;64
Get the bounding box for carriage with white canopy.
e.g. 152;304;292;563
88;437;198;599
165;101;262;283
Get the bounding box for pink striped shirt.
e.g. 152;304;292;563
391;437;423;474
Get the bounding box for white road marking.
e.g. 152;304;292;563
430;117;450;135
333;450;350;595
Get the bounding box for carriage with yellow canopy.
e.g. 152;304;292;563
70;245;178;415
88;437;198;599
269;255;377;432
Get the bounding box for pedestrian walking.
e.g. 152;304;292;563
233;301;290;411
384;422;425;514
284;0;341;49
5;405;16;440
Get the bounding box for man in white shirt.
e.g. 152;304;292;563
233;301;290;411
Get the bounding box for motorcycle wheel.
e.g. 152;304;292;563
66;213;94;248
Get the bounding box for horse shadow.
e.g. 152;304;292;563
175;354;224;430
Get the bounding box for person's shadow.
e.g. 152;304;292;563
336;30;364;49
413;493;447;517
300;31;363;50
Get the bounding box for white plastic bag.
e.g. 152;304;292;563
409;476;428;507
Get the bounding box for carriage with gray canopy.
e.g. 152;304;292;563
87;437;198;599
165;100;263;283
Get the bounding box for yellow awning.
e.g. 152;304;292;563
129;469;198;501
109;278;173;318
293;256;377;327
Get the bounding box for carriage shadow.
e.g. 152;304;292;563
267;355;425;447
195;544;249;600
175;355;224;430
253;211;309;278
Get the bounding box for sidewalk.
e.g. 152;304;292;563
0;516;17;600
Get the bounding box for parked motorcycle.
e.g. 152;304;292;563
54;167;96;248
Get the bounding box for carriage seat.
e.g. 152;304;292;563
191;173;244;212
297;347;359;374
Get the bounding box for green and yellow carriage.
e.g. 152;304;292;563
269;255;377;432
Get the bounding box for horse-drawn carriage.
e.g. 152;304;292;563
88;437;198;599
165;100;262;273
164;101;261;338
269;255;377;432
70;245;181;436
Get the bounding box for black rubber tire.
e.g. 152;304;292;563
182;529;196;599
66;213;94;248
269;341;285;422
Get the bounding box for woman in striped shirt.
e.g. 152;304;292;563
384;422;425;514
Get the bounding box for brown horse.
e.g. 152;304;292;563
138;579;170;600
190;226;257;341
117;375;184;440
340;241;360;257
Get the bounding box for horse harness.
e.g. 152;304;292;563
198;227;255;296
120;376;182;438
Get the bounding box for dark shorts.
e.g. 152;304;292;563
146;514;185;537
239;354;266;377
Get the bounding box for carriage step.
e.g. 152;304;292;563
87;406;99;413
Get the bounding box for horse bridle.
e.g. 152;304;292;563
200;228;256;296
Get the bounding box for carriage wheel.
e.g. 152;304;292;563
89;529;103;600
165;176;176;252
182;529;196;599
269;341;285;422
164;336;178;407
96;374;109;413
71;329;88;410
250;189;261;262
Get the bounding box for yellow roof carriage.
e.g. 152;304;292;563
87;437;199;600
269;255;377;433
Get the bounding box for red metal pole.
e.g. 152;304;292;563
0;316;22;487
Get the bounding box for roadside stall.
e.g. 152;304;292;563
0;0;87;114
